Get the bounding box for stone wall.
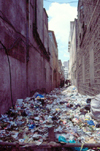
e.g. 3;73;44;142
77;0;100;96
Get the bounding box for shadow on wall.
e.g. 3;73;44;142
30;88;47;96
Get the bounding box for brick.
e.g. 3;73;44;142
76;0;100;95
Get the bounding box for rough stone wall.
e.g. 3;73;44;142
77;0;100;96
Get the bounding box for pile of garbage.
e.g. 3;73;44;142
0;86;100;149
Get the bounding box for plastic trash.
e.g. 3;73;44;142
35;94;45;99
0;85;100;146
91;96;100;121
28;124;35;130
87;120;95;126
58;136;68;143
86;98;91;104
96;123;100;128
16;99;23;106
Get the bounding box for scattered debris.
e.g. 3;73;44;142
0;86;100;150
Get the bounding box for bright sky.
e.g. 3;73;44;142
43;0;78;63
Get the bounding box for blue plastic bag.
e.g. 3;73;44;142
87;120;95;126
35;94;44;99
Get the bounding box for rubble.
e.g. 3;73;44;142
0;86;100;150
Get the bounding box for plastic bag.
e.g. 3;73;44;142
91;96;100;121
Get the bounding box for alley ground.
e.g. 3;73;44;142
0;86;100;150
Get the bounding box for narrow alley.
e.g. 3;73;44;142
0;0;100;150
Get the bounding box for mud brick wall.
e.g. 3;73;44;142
77;0;100;96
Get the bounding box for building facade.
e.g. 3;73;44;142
58;60;65;87
48;30;59;89
77;0;100;95
68;19;78;86
0;0;59;114
63;61;69;80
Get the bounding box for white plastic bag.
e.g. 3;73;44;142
91;94;100;121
